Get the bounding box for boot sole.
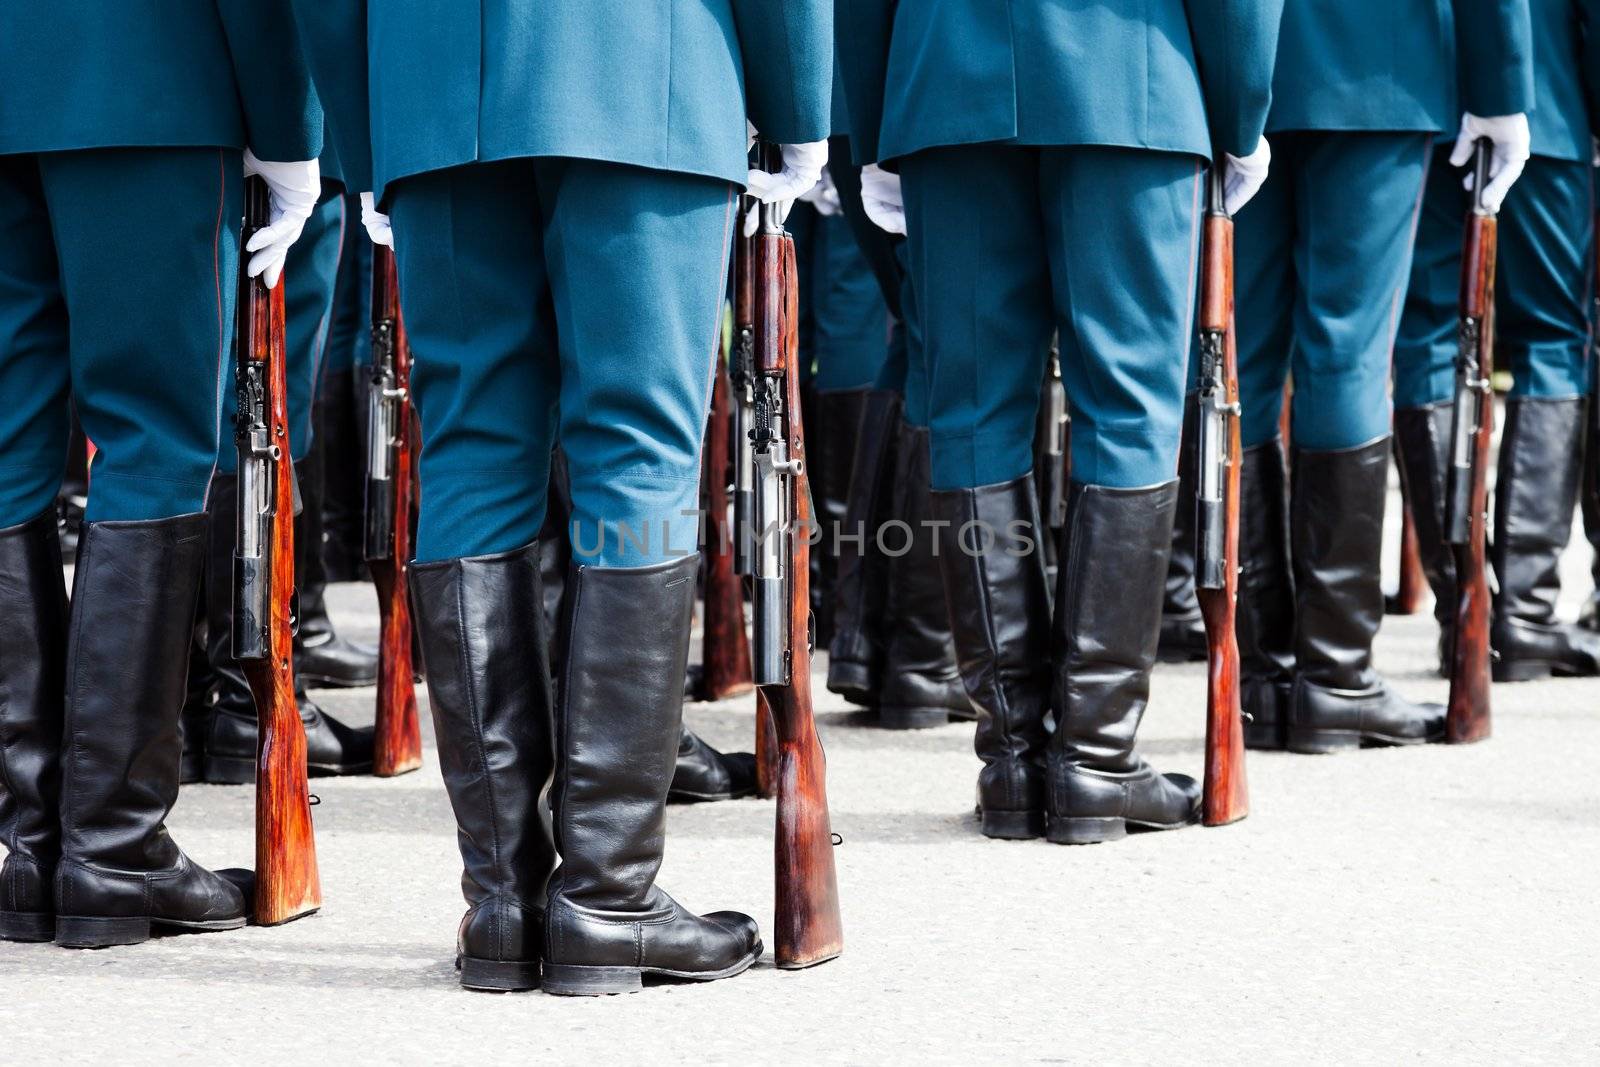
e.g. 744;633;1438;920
204;753;375;784
0;911;54;943
55;912;247;949
458;955;541;992
542;943;762;997
877;705;952;730
1046;814;1200;845
980;810;1045;840
1285;728;1431;754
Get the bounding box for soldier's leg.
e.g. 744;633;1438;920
1039;145;1204;843
902;143;1054;836
1489;157;1599;680
0;154;72;943
284;190;379;691
1285;131;1443;753
200;188;373;784
318;199;371;582
532;157;760;994
1392;143;1464;670
40;146;249;947
388;158;559;992
1229;138;1299;749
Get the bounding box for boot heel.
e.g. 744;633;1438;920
0;911;54;943
55;914;151;949
203;754;256;785
542;963;644;997
1046;816;1127;845
980;809;1045;840
460;956;540;992
878;705;950;730
1285;727;1360;754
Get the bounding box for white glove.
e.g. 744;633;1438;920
744;139;828;236
1450;112;1531;212
1222;138;1271;216
360;191;394;248
243;149;320;289
799;167;842;217
860;164;905;236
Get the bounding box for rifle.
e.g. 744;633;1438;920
1442;140;1497;744
697;338;755;701
234;175;322;925
1195;157;1249;827
1042;343;1069;531
1389;492;1428;615
748;147;844;969
364;245;425;776
735;154;778;797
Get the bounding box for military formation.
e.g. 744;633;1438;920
0;0;1597;999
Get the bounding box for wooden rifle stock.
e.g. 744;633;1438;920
1443;141;1497;744
1195;159;1248;827
235;175;321;925
365;246;424;776
1391;495;1428;615
750;178;843;969
698;348;755;701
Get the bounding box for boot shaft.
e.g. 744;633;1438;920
60;515;207;870
0;509;69;865
1393;404;1458;627
827;389;902;695
1237;438;1296;680
1492;397;1585;627
549;556;697;912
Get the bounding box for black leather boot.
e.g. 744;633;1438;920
1159;405;1207;662
827;388;901;705
178;606;214;785
412;543;556;992
1046;482;1200;844
1394;404;1457;676
294;456;379;688
876;422;971;729
316;366;367;583
54;515;249;948
203;474;373;783
669;728;758;802
1287;439;1444;753
0;510;68;942
543;557;761;996
1237;439;1297;750
808;388;868;651
932;477;1051;840
1491;397;1600;680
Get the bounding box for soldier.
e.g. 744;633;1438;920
824;69;971;732
0;2;321;947
1230;1;1534;754
1394;0;1600;682
839;0;1282;842
345;1;831;994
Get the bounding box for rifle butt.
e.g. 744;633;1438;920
1446;542;1493;744
755;690;779;799
698;363;755;701
371;562;424;776
248;663;322;925
1199;597;1249;826
773;710;843;969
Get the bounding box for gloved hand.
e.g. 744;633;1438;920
1450;112;1531;212
744;139;828;236
243;150;320;289
799;167;842;217
1222;138;1271;216
360;191;394;248
860;164;905;236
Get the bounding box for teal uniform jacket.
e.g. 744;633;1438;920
1526;0;1600;161
1269;0;1534;134
370;0;832;198
836;0;1284;165
292;2;373;191
0;1;321;160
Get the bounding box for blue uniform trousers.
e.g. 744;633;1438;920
1231;132;1436;450
900;144;1203;491
0;147;240;526
387;157;736;566
792;202;892;393
1395;149;1597;407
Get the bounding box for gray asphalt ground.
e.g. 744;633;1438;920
4;479;1598;1064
